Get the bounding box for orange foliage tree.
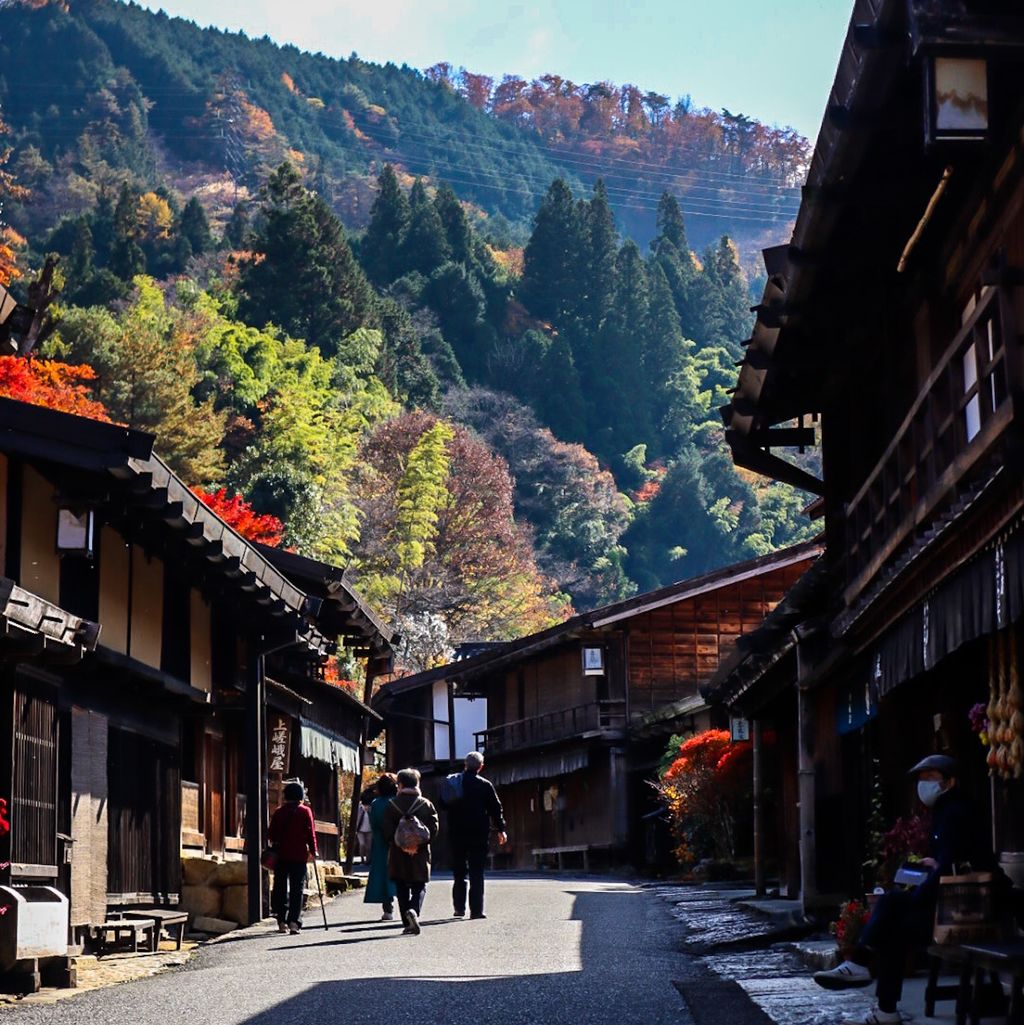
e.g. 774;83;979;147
193;487;284;547
655;729;753;867
0;356;111;421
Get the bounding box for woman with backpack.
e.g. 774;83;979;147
382;767;439;935
363;773;399;921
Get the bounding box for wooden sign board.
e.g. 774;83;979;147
730;717;750;743
268;715;291;774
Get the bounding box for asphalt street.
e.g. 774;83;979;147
0;876;738;1025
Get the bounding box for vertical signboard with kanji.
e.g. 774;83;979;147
268;715;291;775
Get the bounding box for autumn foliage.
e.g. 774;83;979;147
656;729;753;867
0;356;112;421
193;487;285;547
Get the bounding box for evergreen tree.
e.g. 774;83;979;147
109;182;144;280
66;217;94;290
698;235;751;358
434;183;473;266
654;192;688;254
362;164;409;285
537;334;587;443
237;162;375;355
178;196;213;256
644;260;699;447
580;179;618;336
520;179;584;326
401;178;450;276
223;201;249;249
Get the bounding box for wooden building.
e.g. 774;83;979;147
0;397;391;942
376;542;820;870
715;0;1024;910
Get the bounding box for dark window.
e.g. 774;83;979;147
59;528;100;622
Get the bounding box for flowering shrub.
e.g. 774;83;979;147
193;487;284;547
830;899;870;951
969;702;990;746
880;813;930;864
655;729;753;867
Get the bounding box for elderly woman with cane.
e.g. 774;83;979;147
268;779;318;935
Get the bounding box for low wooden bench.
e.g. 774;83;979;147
532;845;595;872
94;918;158;954
926;942;1024;1025
118;909;189;951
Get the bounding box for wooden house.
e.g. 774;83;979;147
376;542;820;870
0;397;391;941
716;0;1024;909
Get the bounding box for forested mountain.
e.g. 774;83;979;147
0;0;817;673
0;0;805;258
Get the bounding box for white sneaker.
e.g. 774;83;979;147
840;1007;902;1025
406;909;420;935
381;911;395;921
813;960;873;990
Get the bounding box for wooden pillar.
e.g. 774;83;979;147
796;637;818;914
447;681;457;764
752;718;766;897
343;666;378;875
245;643;265;926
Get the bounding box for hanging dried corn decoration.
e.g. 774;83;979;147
1009;628;1024;778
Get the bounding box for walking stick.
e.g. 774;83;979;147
311;851;329;930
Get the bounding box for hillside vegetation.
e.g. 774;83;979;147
0;0;816;672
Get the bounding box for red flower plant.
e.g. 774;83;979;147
193;487;284;547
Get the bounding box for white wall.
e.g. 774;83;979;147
432;681;449;761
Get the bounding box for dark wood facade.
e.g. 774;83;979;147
377;542;820;871
714;0;1024;909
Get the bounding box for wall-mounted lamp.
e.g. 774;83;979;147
925;55;989;144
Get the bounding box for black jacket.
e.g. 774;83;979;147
925;787;999;893
443;770;506;844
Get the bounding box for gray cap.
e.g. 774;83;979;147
908;754;958;778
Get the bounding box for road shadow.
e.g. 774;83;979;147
238;887;683;1025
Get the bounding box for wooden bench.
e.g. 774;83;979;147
94;918;158;954
926;942;1024;1025
532;845;596;872
118;909;189;951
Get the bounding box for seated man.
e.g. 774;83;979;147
813;754;1000;1025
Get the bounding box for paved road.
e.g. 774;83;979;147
1;876;711;1025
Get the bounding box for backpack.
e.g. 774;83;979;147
390;798;431;855
440;772;464;807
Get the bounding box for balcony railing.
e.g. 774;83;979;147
475;700;626;756
844;285;1021;603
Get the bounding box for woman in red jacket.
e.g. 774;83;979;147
268;779;318;934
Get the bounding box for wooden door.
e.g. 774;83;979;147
11;685;58;875
204;732;224;855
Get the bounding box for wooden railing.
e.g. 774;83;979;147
844;285;1020;603
474;700;626;756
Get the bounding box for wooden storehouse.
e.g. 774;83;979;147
715;0;1024;909
376;542;820;871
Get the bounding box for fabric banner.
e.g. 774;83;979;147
299;718;359;773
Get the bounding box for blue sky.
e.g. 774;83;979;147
137;0;851;142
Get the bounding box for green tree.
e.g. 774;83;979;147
520;178;584;326
401;178;450;276
395;420;455;573
434;183;473;266
108;181;144;280
237;161;375;355
698;235;751;358
178;196;213;257
361;164;409;285
579;179;618;336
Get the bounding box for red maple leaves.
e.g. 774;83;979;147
193;487;284;547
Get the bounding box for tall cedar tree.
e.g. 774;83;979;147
699;236;750;359
109;182;144;281
538;334;587;444
520;179;584;325
434;184;473;266
178;196;213;257
361;164;408;285
655;192;688;254
580;179;618;336
401;179;450;276
238;162;375;355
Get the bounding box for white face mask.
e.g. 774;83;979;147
917;780;944;807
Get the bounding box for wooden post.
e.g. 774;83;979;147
343;667;378;875
447;681;457;764
796;639;817;914
752;718;766;897
245;643;265;926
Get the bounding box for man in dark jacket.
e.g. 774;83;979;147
442;751;507;920
813;754;1001;1025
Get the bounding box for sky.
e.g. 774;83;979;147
135;0;852;143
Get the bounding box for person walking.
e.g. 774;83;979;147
442;751;507;920
363;774;398;922
382;768;439;936
268;779;318;935
356;791;374;864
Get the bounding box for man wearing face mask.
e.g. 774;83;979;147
813;754;1001;1025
